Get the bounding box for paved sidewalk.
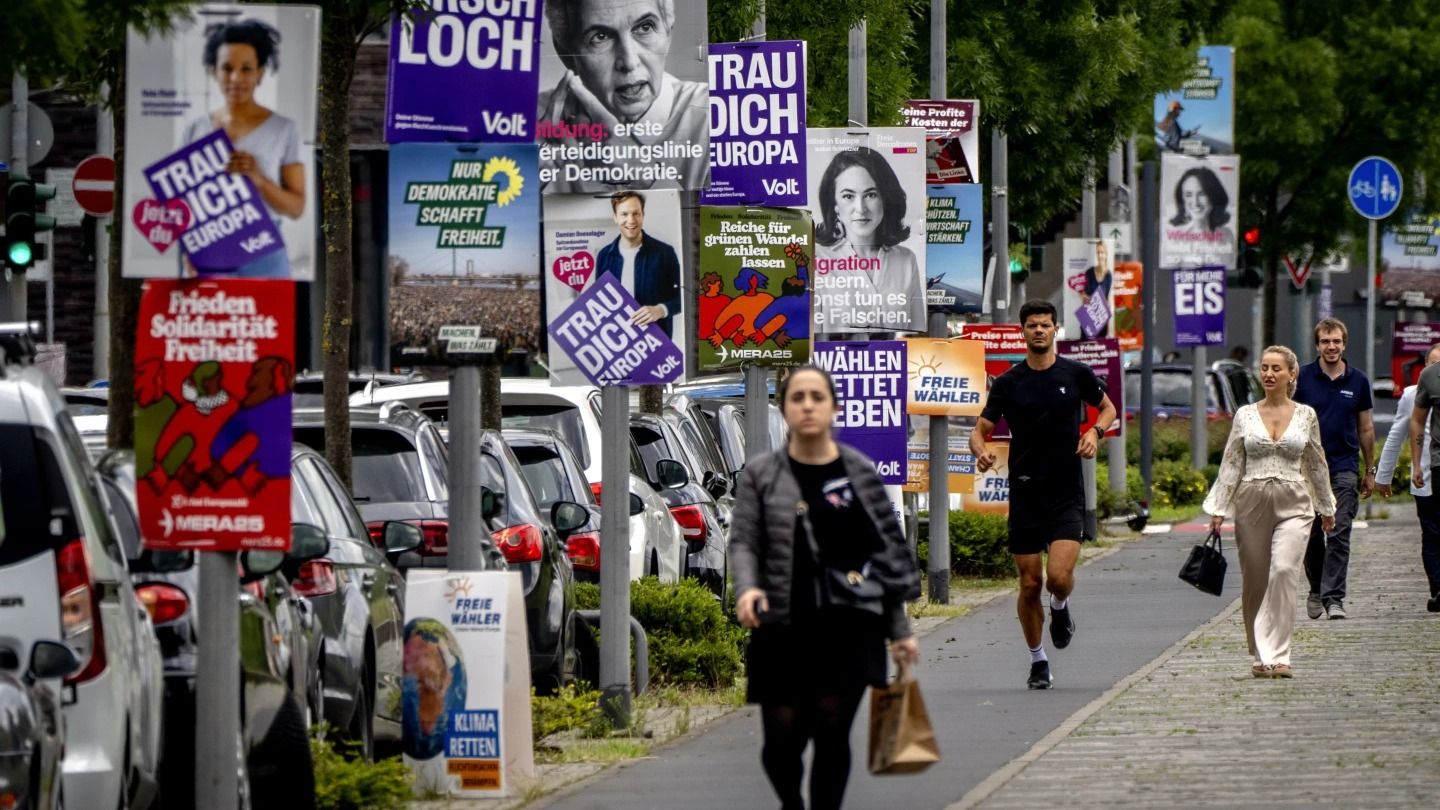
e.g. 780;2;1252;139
960;510;1440;809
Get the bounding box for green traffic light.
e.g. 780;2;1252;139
1008;258;1024;274
8;240;32;266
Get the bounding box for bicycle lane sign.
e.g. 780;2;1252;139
1349;156;1402;220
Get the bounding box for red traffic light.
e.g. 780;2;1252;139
1243;227;1261;246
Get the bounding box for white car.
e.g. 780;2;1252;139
0;357;164;809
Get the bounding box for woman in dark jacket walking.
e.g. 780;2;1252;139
731;365;922;810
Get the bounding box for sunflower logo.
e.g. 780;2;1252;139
483;156;524;207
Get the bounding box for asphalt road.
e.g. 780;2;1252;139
536;531;1233;810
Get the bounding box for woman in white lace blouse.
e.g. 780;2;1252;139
1203;346;1337;678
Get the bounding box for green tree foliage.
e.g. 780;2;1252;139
941;0;1232;231
1219;0;1440;346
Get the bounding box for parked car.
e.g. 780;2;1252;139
1123;360;1260;421
288;442;419;760
0;339;165;810
630;413;727;595
0;638;78;810
292;370;425;408
94;450;324;807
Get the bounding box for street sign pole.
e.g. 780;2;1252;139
195;551;241;808
926;0;950;604
3;72;27;321
439;326;497;572
599;385;631;727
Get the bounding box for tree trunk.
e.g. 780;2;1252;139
481;362;501;430
639;384;663;414
319;22;355;490
107;43;140;449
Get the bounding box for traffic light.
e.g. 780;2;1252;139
1008;241;1030;283
1233;226;1263;288
4;175;57;272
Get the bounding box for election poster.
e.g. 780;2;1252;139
697;207;813;370
812;341;908;484
1113;261;1144;352
542;190;686;384
1062;238;1117;340
702;41;807;206
903;421;975;495
925;184;984;313
386;1;543;143
133;279;293;551
1159;153;1240;270
124;5;319;279
536;0;708;193
960;323;1026;441
805;128;928;334
906;337;986;417
1391;322;1440;392
900;99;979;184
1058;338;1123;438
960;441;1009;516
1171;266;1227;347
1154;46;1234;157
388;144;540;368
1379;212;1440;307
548;274;684;387
403;571;533;798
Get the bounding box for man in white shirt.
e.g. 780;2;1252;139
1379;342;1440;612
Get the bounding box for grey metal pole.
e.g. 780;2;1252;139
1080;175;1098;539
94;86;112;380
848;21;866;125
1106;145;1127;495
448;363;485;570
1140;161;1158;504
1366;219;1378;520
1191;345;1207;470
992;131;1008;321
4;72;29;321
195;551;240;807
925;0;950;603
744;366;770;460
598;385;632;725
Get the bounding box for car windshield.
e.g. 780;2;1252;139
631;422;673;485
0;424;77;565
502;404;589;469
512;446;574;509
1124;370;1219;410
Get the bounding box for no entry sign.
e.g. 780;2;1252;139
72;154;116;216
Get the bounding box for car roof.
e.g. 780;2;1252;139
501;426;564;448
0;366;70;432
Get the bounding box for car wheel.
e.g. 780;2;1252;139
343;665;375;762
248;694;315;810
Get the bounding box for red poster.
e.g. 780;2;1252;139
134;280;294;551
1112;261;1143;352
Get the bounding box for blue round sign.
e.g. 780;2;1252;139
1348;156;1402;220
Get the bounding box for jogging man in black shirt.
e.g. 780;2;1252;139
970;299;1117;689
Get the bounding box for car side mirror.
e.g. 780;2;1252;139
289;523;330;562
481;487;498;520
628;492;645;517
655;458;688;490
28;640;80;681
550;501;588;536
241;550;286;582
383;521;423;554
702;470;729;499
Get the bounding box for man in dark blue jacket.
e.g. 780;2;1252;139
596;191;681;337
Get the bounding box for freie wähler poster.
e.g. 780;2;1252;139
387;143;540;368
123;4;319;279
386;1;542;143
697;206;813;370
701;41;807;206
542;190;687;385
805;127;928;335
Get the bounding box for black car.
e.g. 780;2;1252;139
288;442;420;760
502;427;603;583
95;450;328;806
630;413;727;595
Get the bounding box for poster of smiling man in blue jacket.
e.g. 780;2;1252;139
594;190;682;337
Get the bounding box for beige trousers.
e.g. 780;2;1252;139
1232;478;1315;667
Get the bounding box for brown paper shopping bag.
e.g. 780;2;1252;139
868;664;941;775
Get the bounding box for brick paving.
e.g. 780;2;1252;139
957;511;1440;809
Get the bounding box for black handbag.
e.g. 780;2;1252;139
1179;529;1227;596
798;501;885;616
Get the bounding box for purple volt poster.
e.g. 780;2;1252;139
386;3;542;143
701;41;807;206
812;340;908;483
548;273;684;387
141;130;285;274
1172;266;1227;347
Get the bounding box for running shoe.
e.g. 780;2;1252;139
1027;660;1052;690
1050;604;1076;649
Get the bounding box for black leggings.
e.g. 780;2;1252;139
759;684;868;810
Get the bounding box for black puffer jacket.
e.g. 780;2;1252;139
729;443;921;640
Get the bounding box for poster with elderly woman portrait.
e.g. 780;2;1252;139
123;4;319;280
1159;153;1241;270
805;128;928;335
536;0;709;193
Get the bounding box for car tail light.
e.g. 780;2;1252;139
590;481;603;504
564;531;601;572
136;583;190;625
492;523;544;564
670;505;708;544
55;539;106;685
367;519;448;556
292;560;338;597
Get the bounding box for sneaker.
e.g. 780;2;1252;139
1326;602;1347;620
1027;660;1053;690
1428;595;1440;613
1050;604;1076;649
1306;593;1323;620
